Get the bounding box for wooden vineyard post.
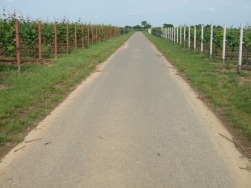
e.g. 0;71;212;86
96;25;98;43
54;22;58;60
167;27;171;40
172;27;175;42
201;26;204;54
166;27;169;40
75;24;78;49
168;28;170;40
169;27;171;40
238;24;244;71
88;25;90;45
180;27;182;46
188;27;191;49
174;27;176;43
107;26;108;40
92;25;94;44
184;26;186;48
66;23;70;54
38;21;42;62
222;24;227;63
15;19;21;72
194;26;196;53
210;25;214;60
176;27;179;44
102;26;104;41
171;27;172;40
110;26;112;38
167;27;169;40
107;26;109;40
171;27;173;41
170;27;172;40
82;24;84;47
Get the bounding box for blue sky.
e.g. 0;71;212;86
1;0;251;28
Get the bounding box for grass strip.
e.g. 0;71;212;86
0;31;135;149
144;31;251;143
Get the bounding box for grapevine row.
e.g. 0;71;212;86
0;12;131;71
151;24;251;70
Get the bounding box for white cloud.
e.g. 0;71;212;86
199;7;216;12
207;7;216;12
105;10;110;13
220;0;232;6
183;0;189;4
7;0;14;2
149;8;168;14
94;15;98;18
245;4;250;9
128;9;139;16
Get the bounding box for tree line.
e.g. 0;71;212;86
124;21;175;30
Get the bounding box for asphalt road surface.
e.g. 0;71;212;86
0;32;249;188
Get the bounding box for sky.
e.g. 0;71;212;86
1;0;251;28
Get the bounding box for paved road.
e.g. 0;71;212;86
0;32;241;187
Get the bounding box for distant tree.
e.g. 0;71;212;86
163;23;174;28
145;24;152;29
125;25;132;28
215;25;223;29
205;24;211;28
141;21;147;27
195;24;203;29
133;25;143;29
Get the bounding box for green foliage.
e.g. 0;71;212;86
163;23;174;28
145;24;152;29
141;21;147;27
139;21;152;29
133;25;143;29
171;24;251;49
151;27;162;37
0;9;18;54
0;10;122;57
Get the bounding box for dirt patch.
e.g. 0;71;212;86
0;84;13;90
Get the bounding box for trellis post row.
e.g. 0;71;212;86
14;19;120;72
162;24;245;71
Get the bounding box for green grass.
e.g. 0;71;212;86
0;31;135;147
144;31;251;142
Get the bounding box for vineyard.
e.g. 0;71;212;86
0;11;130;71
151;24;251;71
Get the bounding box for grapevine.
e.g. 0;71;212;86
0;10;127;60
